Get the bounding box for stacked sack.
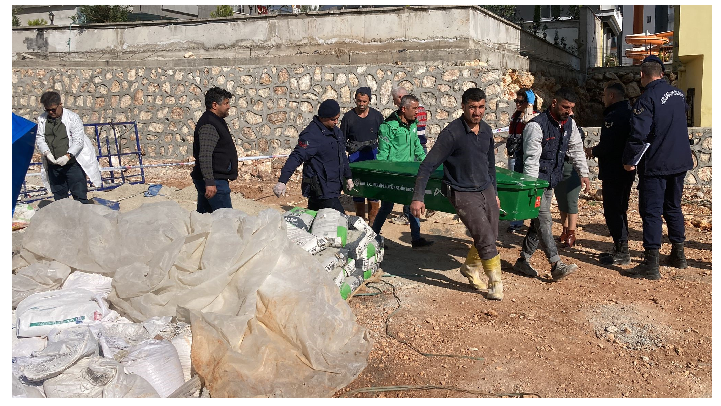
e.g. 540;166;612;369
283;207;384;299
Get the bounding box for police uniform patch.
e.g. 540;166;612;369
604;121;614;128
298;140;309;148
634;107;645;115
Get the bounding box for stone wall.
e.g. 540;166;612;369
12;62;525;160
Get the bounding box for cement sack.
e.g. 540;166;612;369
12;261;72;308
314;247;348;273
283;206;317;231
62;271;114;298
285;221;327;254
12;375;45;398
171;329;194;382
15;288;111;338
43;355;159;398
310;208;349;248
120;339;185;398
18;325;99;382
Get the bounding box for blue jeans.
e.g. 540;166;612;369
193;178;232;213
520;188;560;264
372;201;421;241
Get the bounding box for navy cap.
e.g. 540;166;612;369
355;87;372;98
318;99;340;118
642;55;665;72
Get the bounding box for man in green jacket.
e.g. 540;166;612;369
371;94;434;248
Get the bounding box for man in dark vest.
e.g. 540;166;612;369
191;87;238;213
586;80;635;266
621;55;693;280
513;87;590;281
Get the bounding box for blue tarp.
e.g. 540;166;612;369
12;113;37;215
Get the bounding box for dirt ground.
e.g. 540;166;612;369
135;161;713;399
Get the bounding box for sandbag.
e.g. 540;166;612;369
15;288;111;338
285;222;327;255
12;261;72;308
62;271;114;298
12;375;45;398
19;325;99;382
42;355;160;398
120;339;185;398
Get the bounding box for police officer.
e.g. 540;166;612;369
512;87;590;281
340;87;383;223
621;55;693;280
585;80;635;265
274;99;354;213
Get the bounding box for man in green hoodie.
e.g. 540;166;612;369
371;94;434;248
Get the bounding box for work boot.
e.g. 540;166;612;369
624;249;661;280
411;238;434;248
482;254;503;300
354;201;366;221
599;241;631;266
666;242;688;269
459;247;487;290
367;201;380;227
551;260;578;281
513;257;538;277
565;229;577;248
559;226;568;244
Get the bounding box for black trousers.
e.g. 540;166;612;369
308;196;345;214
638;172;687;249
46;160;91;204
601;177;634;243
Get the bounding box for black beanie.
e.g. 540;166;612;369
318;99;340;118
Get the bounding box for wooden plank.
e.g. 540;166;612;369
347;268;384;300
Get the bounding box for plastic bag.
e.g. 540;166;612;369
12;260;72;308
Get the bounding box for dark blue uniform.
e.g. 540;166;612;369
593;100;635;244
279;116;352;213
622;79;693;249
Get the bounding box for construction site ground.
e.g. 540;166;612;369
17;161;712;398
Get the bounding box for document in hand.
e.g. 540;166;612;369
630;143;651;166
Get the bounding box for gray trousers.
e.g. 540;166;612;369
448;186;499;260
520;188;560;264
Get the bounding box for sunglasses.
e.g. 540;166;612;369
44;105;60;113
514;99;526;104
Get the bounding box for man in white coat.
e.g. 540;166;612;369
36;91;101;203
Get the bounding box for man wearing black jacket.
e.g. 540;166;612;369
586;81;635;265
191;87;238;213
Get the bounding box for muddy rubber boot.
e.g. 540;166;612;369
354;201;366;221
666;242;688;269
459;246;487;290
367;201;380;227
624;249;661;280
599;241;631;266
482;255;503;300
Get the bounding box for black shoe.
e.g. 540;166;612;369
623;249;661;280
599;241;631;266
411;238;434;248
666;242;688;269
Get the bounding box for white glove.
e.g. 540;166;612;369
55;154;70;166
346;179;355;190
273;182;287;197
44;152;56;164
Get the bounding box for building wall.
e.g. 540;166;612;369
676;5;712;127
13;5;78;27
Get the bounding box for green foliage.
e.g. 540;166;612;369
568;5;580;20
210;5;235;18
481;5;517;21
532;5;541;35
28;18;48;26
551;5;561;20
605;54;619;67
12;7;20;26
73;6;131;24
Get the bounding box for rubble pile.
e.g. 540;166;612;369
12;198;373;398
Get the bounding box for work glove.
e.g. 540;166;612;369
54;154;70;166
44;152;56;164
346;179;355;190
273;182;287;197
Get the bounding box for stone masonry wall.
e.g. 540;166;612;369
12;63;711;186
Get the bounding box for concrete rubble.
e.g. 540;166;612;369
11;187;378;398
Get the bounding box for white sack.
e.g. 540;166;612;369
12;375;45;398
62;271;113;298
310;208;349;248
121;339;185;398
43;355;160;398
19;325;98;382
12;261;72;308
15;288;110;338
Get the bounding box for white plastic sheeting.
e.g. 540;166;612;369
12;261;72;308
13;198;372;397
